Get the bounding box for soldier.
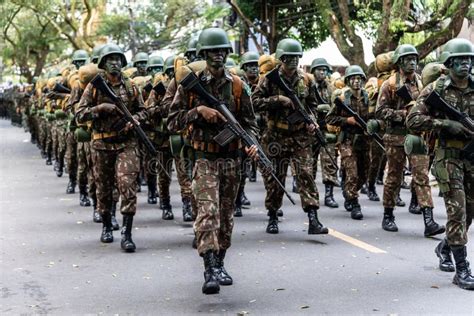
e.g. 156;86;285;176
76;43;148;252
326;65;371;220
310;57;339;208
252;38;328;235
132;52;149;78
168;27;258;294
146;55;164;77
65;50;90;194
375;44;428;232
407;38;474;290
233;51;260;217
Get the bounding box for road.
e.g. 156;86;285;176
1;119;473;315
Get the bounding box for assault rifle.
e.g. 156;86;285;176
90;75;169;177
334;97;385;151
180;71;296;205
426;90;474;159
143;81;166;97
53;82;71;94
266;68;338;170
396;85;413;103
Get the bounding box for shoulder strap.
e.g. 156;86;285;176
230;74;243;112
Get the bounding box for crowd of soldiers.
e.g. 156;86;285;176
1;28;473;294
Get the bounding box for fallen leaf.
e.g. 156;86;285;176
430;285;439;289
274;288;285;291
112;273;117;277
237;311;249;316
300;305;310;309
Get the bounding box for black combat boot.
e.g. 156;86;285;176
248;163;257;182
56;159;63;177
435;238;455;272
376;169;384;185
215;250;233;286
192;235;197;249
46;153;52;165
182;197;193;222
382;207;398;232
111;202;120;230
367;184;380;201
239;190;251;208
202;250;220;294
409;190;421;214
234;205;243;217
292;176;299;193
276;209;284;217
161;198;174;220
346;199;363;220
66;175;76;194
54;160;59;172
396;194;406;207
79;185;91;207
307;207;329;234
100;212;113;243
121;214;136;252
92;197;102;223
266;209;279;234
451;245;474;290
360;184;368;195
324;184;338;208
421;207;445;237
147;179;157;204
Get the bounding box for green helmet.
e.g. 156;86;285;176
164;55;176;73
72;50;89;62
439;38;474;66
185;36;199;56
240;51;260;67
91;44;105;64
275;38;303;60
310;58;332;73
146;55;164;70
196;28;233;56
225;58;237;69
97;43;127;70
133;52;149;66
367;119;381;135
344;65;366;83
392;44;418;64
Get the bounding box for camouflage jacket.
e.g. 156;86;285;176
406;74;474;146
326;87;370;136
168;68;258;153
251;67;318;147
376;72;422;145
76;72;147;150
314;78;333;104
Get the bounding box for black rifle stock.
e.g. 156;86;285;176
426;91;474;131
395;85;413;103
265;68;338;170
90;75;171;176
53;82;72;94
153;81;167;96
180;71;296;205
334;97;385;151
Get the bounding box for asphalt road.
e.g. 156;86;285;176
1;119;473;315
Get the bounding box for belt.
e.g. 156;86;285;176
267;120;305;131
92;131;118;140
437;139;466;149
386;125;407;135
191;140;239;153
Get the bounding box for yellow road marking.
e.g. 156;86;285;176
329;228;387;254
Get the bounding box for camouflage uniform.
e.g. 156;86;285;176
76;72;147;218
327;87;370;216
168;68;257;255
252;66;327;235
407;76;473;246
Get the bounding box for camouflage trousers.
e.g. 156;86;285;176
52;123;58;160
432;154;473;246
383;145;405;208
340;139;370;200
192;158;239;255
94;145;139;215
156;147;173;200
262;140;319;211
45;121;53;157
409;154;433;208
56;124;67;165
368;138;385;186
313;142;339;185
38;117;47;152
65;131;77;182
77;141;96;199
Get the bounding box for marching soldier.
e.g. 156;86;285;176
326;65;370;220
76;43;148;252
252;38;328;235
168;28;258;294
407;38;474;290
310;57;339;208
132;52;149;78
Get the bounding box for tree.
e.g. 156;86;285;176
227;0;471;74
0;2;67;83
